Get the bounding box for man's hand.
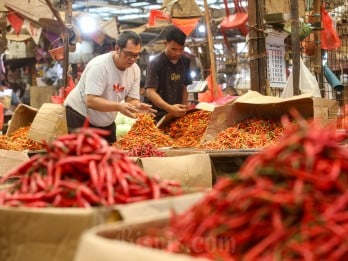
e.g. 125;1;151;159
168;104;187;118
137;103;157;117
118;102;138;118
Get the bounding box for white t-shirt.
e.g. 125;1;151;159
64;52;140;126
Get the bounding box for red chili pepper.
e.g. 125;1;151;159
76;189;91;208
52;165;62;189
24;201;48;208
147;177;160;199
89;160;101;194
10;192;46;202
104;166;115;205
57;154;103;165
111;161;129;197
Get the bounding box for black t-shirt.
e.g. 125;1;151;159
144;52;192;121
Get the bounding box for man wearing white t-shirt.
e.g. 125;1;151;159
64;31;155;144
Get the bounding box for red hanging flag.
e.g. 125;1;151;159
199;74;224;102
171;17;200;36
7;12;24;35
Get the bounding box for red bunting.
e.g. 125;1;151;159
7;12;24;35
199;74;224;102
148;9;199;36
148;9;169;26
171;17;200;36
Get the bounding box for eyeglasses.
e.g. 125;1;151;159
121;49;141;60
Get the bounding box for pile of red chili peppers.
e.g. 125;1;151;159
137;112;348;260
127;142;166;158
114;112;284;150
0;126;45;151
0;127;182;207
161;110;212;148
201;118;284;149
114;113;174;150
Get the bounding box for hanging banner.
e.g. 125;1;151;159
199;74;224;102
101;18;119;39
7;12;24;35
24;20;42;45
171;17;200;36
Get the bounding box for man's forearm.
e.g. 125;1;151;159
86;95;121;112
126;97;141;107
146;89;171;112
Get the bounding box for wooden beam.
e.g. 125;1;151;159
248;0;266;94
290;0;301;95
256;0;267;95
63;0;73;90
248;0;259;92
203;0;219;98
312;0;323;96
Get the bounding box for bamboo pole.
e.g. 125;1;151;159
248;0;260;93
63;0;73;89
203;0;219;98
290;0;301;95
43;0;66;31
0;12;7;53
248;0;266;94
312;0;323;96
256;0;267;95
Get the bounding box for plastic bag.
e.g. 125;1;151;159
281;58;321;98
321;5;341;50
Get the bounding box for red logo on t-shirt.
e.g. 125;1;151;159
113;83;125;93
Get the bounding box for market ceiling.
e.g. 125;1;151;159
70;0;229;25
65;0;243;44
1;0;245;48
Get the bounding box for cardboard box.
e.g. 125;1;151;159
0;193;205;261
161;148;207;157
265;0;305;17
203;91;317;142
30;85;57;109
313;97;339;125
0;207;107;261
6;104;38;136
27;103;68;143
0;149;29;177
114;192;204;221
136;154;214;188
74;216;208;261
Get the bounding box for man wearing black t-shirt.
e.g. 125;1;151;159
144;25;192;122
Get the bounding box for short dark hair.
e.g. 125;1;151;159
116;31;142;49
165;25;186;46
